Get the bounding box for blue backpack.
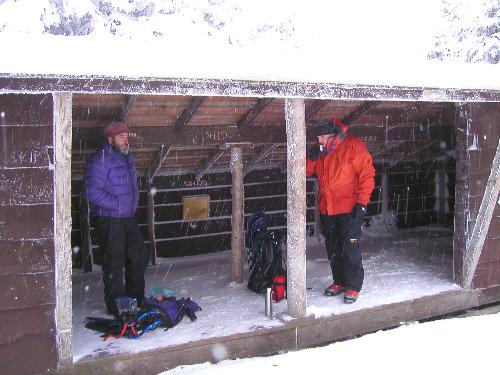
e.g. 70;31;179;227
144;296;202;328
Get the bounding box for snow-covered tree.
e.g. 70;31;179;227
428;0;499;63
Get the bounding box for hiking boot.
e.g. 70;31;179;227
344;289;359;304
324;283;345;296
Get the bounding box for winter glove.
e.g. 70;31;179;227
308;145;322;161
352;203;367;222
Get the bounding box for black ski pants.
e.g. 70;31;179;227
93;216;149;312
320;213;364;292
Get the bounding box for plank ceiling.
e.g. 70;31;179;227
72;94;455;179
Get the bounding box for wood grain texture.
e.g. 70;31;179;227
53;92;73;364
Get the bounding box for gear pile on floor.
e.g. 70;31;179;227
84;289;202;340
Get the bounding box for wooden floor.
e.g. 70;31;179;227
55;285;500;375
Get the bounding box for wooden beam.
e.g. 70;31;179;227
53;92;73;365
463;136;500;289
146;144;171;183
342;100;378;125
305;99;329;121
236;98;273;131
195;149;225;180
73;123;432;151
243;143;278;177
120;95;136;122
147;187;157;266
3;75;500;102
453;104;470;285
231;147;244;283
285;98;307;318
174;96;205;133
73;125;288;149
219;142;254;150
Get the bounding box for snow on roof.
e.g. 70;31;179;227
0;0;499;91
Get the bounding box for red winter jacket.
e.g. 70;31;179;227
307;125;375;215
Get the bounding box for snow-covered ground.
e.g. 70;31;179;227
160;311;500;375
73;223;460;363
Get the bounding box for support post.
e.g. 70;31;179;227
230;147;244;283
285;98;307;318
53;92;73;365
453;104;470;285
147;186;157;266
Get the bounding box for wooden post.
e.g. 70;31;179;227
147;186;157;266
53;92;73;365
453;104;470;285
230;147;244;283
463;136;500;288
79;196;93;272
285;98;307;318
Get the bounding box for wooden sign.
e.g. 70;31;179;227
182;195;210;221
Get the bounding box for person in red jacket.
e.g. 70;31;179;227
307;118;375;303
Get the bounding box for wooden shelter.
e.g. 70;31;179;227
0;74;499;374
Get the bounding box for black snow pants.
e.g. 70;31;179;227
320;213;364;292
93;216;149;313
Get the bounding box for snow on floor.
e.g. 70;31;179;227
72;224;460;362
160;311;500;375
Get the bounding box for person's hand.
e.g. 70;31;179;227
352;203;367;222
308;145;322;161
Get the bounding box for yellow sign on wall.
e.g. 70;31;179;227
182;195;210;221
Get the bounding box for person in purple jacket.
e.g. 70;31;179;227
84;122;148;317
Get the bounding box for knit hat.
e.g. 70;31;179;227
315;119;339;137
315;118;347;139
103;122;130;138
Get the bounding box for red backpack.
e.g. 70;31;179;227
271;275;287;302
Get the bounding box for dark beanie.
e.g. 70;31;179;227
315;119;340;137
103;122;130;138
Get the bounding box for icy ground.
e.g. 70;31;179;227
160;310;500;375
72;224;460;362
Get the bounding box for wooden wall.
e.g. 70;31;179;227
71;156;454;267
466;103;500;289
0;94;57;374
72;168;318;264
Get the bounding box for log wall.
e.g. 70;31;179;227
71;155;454;267
0;94;57;374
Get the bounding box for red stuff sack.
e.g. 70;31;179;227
272;275;286;302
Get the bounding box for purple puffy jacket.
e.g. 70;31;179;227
84;142;139;218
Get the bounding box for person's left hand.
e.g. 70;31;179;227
352;203;367;222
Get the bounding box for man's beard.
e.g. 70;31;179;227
112;142;129;155
118;144;129;155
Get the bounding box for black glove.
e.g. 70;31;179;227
308;145;322;161
352;203;367;222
